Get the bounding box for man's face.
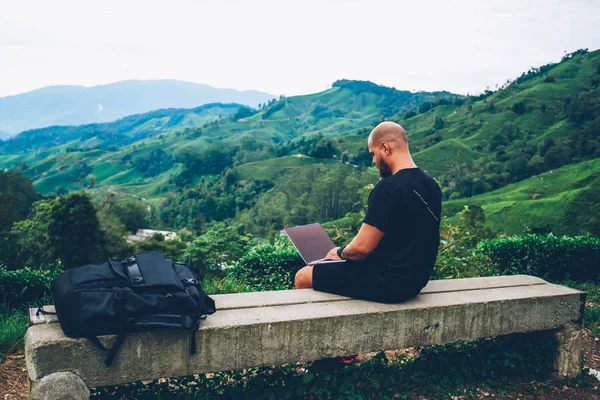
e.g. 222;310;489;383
368;138;392;178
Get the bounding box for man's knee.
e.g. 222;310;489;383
295;266;314;289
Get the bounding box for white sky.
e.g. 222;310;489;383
1;0;600;98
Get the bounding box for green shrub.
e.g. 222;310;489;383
0;264;62;307
229;237;303;291
473;234;600;282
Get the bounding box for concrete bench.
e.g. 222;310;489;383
25;275;585;399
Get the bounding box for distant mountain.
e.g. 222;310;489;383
0;80;275;136
0;103;242;154
0;130;9;141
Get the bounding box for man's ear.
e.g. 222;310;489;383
381;142;389;155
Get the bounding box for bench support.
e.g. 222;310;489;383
29;371;90;400
554;322;583;379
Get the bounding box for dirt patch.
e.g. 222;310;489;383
0;355;27;400
584;329;600;370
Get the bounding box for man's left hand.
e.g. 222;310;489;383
325;247;342;260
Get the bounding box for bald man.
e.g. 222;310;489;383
295;122;442;303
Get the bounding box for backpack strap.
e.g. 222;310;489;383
87;333;128;367
123;256;144;285
36;307;58;316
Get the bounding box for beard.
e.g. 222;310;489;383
378;159;392;178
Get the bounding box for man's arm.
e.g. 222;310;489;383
324;222;384;261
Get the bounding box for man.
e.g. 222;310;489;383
295;121;442;303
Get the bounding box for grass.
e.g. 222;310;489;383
0;304;28;360
203;273;250;295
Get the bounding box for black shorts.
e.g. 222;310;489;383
312;261;420;303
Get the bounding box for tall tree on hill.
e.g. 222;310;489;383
48;192;106;268
0;170;41;233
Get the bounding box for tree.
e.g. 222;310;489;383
185;222;252;275
48;192;106;269
0;170;41;234
404;110;417;119
113;200;148;233
458;205;493;240
3;199;56;269
134;238;187;262
511;102;526;114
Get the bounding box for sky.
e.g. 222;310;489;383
1;0;600;98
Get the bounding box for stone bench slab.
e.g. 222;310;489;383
25;275;585;391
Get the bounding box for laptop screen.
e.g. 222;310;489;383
283;223;337;264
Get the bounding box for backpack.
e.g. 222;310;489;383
42;251;216;367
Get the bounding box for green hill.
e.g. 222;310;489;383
443;158;600;236
396;49;599;203
0;81;455;200
0;49;598;237
0;103;241;154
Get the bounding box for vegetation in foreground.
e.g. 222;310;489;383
2;216;600;397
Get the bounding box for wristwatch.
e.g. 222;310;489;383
337;245;346;260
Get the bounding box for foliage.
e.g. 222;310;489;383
1;199;56;269
262;99;286;119
333;79;455;117
562;280;600;337
433;216;498;280
474;234;600;282
0;169;41;233
92;331;568;399
174;143;239;184
233;106;256;120
111;199;148;233
48;192;107;269
134;239;188;263
229;236;304;291
134;149;172;178
0;103;241;154
0;303;29;357
184;222;252;275
159;174;274;232
0;264;61;307
202;273;249;295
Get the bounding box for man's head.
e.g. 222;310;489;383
367;121;410;177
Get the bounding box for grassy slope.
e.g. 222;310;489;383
443;158;600;235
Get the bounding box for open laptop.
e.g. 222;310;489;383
283;223;346;265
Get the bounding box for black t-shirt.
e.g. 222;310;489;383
362;167;442;291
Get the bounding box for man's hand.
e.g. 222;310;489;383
324;247;342;260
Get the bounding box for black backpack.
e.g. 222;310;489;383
43;251;216;367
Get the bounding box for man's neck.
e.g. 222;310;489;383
390;155;417;175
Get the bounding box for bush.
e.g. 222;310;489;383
473;234;600;282
229;237;303;291
0;264;62;307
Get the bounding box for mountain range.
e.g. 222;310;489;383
0;80;275;136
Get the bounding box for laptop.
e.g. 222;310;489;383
283;223;347;265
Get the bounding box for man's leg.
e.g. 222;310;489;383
295;265;314;289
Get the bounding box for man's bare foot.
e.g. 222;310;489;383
340;355;362;365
